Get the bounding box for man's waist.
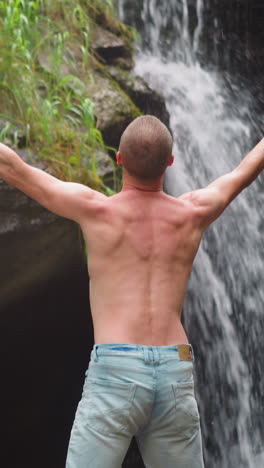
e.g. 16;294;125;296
93;343;194;361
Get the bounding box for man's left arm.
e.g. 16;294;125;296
0;143;104;223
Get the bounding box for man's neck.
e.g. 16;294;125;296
122;183;163;193
121;173;164;193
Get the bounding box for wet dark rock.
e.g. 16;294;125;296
95;148;115;178
0;251;92;468
198;0;264;78
86;70;141;149
108;66;171;128
95;148;121;190
0;149;93;468
91;24;134;69
0;149;85;310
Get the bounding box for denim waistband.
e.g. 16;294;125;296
92;343;194;362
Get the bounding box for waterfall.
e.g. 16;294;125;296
193;0;203;55
117;1;264;467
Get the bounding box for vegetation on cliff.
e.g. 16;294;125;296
0;0;137;192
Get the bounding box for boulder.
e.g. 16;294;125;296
0;149;94;468
91;24;134;70
108;66;171;128
0;149;85;310
85;63;171;152
198;0;264;77
95;148;121;191
86;70;141;150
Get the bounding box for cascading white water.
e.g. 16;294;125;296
117;1;264;467
193;0;203;54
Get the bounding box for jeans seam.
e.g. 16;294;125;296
139;370;157;433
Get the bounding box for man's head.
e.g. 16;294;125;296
117;115;174;182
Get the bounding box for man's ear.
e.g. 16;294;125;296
116;151;123;165
168;155;174;166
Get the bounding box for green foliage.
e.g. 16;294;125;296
0;0;126;193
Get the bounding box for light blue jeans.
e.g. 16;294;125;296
66;343;204;468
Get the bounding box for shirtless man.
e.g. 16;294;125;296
0;115;263;468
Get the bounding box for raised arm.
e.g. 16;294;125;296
0;143;105;223
180;137;264;228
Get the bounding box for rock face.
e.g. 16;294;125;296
86;69;141;149
0;150;94;468
91;24;135;69
0;151;83;309
108;66;171;129
198;0;264;78
193;0;264;134
182;0;264;86
88;66;171;151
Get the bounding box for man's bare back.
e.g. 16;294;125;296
0;116;263;349
81;189;203;345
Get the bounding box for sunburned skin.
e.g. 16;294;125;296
81;188;203;345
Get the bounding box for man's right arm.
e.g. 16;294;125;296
180;137;264;228
0;143;104;223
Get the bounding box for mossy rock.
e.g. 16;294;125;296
90;24;135;70
107;66;171;128
86;70;141;150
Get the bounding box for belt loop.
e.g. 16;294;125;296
94;345;99;362
143;347;149;363
153;347;160;364
148;348;153;362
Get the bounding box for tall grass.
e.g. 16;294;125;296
0;0;125;192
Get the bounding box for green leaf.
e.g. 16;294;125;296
105;186;115;196
69;156;78;166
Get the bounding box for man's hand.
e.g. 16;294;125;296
0;143;105;223
180;137;264;228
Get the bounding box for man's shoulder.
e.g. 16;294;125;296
163;192;196;212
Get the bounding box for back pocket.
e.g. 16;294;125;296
81;377;136;435
172;381;200;439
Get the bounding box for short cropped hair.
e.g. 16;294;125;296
119;115;173;180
